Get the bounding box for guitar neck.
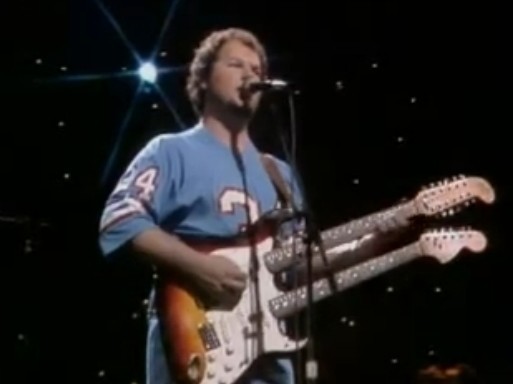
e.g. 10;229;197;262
264;200;418;273
268;242;422;319
320;200;417;247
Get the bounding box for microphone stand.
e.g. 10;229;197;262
300;207;322;383
268;86;336;384
292;199;335;384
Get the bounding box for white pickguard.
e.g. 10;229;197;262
199;236;307;384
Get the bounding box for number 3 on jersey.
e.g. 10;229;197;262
219;188;260;230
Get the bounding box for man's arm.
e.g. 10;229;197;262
131;228;208;276
99;135;246;304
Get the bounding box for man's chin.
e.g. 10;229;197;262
229;102;256;119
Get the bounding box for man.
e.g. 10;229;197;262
98;27;408;384
99;28;303;384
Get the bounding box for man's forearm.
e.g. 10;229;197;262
132;227;206;277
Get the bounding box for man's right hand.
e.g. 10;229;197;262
193;255;248;309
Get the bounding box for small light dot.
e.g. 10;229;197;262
132;312;139;319
371;62;378;69
152;103;159;109
353;179;359;185
98;370;105;377
63;173;70;179
410;97;417;103
121;66;127;71
294;90;301;96
60;66;68;72
35;58;43;65
391;358;398;364
24;240;32;254
397;136;403;143
142;299;149;306
58;121;65;127
387;286;394;293
18;334;25;340
435;287;442;293
428;350;435;356
340;317;347;323
348;320;355;327
160;51;168;57
336;81;343;90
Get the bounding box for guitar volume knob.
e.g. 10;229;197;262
225;346;234;355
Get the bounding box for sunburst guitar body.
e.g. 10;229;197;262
156;229;306;384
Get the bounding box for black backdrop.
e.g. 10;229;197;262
3;1;510;383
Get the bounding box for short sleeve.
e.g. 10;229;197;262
98;135;178;257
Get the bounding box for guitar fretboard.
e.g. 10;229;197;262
264;200;417;273
268;242;421;319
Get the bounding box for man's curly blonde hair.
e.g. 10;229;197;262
186;28;268;114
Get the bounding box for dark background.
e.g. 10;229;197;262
3;1;510;383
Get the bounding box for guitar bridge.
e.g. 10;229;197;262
198;322;221;351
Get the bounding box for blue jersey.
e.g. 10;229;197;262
99;122;302;257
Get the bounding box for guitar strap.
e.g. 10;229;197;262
260;153;293;209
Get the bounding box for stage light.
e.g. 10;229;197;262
138;62;158;83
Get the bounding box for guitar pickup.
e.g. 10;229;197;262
198;322;221;351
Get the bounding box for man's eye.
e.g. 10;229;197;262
228;61;243;67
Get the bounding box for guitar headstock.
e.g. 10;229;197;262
414;175;495;217
419;228;487;263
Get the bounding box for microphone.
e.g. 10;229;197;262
246;78;291;93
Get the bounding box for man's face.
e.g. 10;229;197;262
204;39;264;117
